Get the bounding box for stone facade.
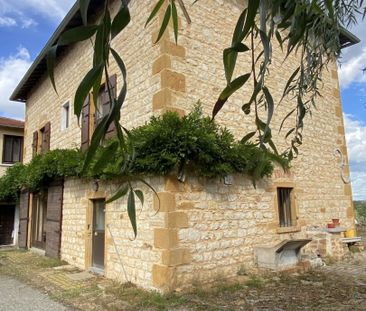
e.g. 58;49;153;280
18;0;355;292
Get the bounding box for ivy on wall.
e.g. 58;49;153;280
0;107;288;202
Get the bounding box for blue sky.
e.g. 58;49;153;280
0;1;365;199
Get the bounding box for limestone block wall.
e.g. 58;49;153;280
21;0;355;292
61;177;165;289
23;0;161;164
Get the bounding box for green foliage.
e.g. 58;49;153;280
0;149;83;202
355;201;366;224
0;164;27;202
23;149;84;191
89;106;288;181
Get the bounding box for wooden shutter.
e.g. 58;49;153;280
104;74;117;139
42;122;51;153
18;190;30;248
81;95;91;151
45;180;63;258
32;131;38;158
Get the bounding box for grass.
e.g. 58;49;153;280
105;281;188;310
245;276;264;288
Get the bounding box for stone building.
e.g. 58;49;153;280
10;0;359;291
0;117;24;246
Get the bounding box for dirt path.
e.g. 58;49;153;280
0;276;71;311
0;249;366;310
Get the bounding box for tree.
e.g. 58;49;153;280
47;0;366;235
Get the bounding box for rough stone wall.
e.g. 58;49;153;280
148;0;355;290
23;0;160;164
21;0;354;291
61;177;165;289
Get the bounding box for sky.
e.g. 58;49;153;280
0;1;365;199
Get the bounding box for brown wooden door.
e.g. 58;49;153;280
45;181;63;258
92;200;105;270
0;205;15;245
18;190;30;248
31;192;47;250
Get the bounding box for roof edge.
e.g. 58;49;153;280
9;4;361;102
9;2;80;102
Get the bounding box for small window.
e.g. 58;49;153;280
277;187;295;227
95;87;110;123
2;135;23;164
61;102;70;130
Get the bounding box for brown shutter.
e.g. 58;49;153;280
104;74;117;139
45;180;63;259
32;131;38;158
43;122;51;153
81;95;91;151
18;190;30;248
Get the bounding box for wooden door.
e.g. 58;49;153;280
0;205;15;245
31;192;47;250
18;190;30;248
45;181;63;258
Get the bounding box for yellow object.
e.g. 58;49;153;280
345;229;357;238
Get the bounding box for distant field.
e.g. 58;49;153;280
355;201;366;224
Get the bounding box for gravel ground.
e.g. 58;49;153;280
0;276;71;311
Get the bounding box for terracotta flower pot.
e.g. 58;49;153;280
327;223;335;229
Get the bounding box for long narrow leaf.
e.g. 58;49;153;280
58;26;98;46
46;45;58;93
239;0;260;41
134;190;144;206
155;5;171;43
262;86;274;137
79;0;91;25
145;0;165;27
110;48;127;108
106;184;128;203
74;64;104;119
171;0;179;43
213;73;251;118
127;189;137;237
111;2;131;39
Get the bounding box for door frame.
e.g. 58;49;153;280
30;191;48;250
85;191;107;272
0;204;16;246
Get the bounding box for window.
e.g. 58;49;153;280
61;101;70;130
95;88;108;125
277;187;295;227
2;135;23;164
39;122;51;154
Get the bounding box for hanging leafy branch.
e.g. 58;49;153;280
46;0;365;236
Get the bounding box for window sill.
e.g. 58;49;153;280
0;163;15;167
276;225;301;234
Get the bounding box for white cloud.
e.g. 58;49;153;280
344;114;366;200
21;17;37;29
0;47;31;120
339;47;366;88
338;19;366;88
0;0;75;23
0;16;16;26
